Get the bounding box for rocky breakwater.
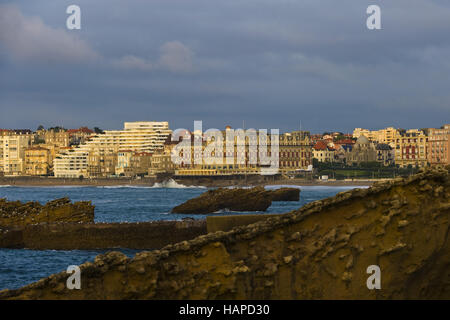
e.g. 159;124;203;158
171;186;300;214
0;197;94;227
2;167;449;299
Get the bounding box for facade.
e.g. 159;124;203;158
394;129;428;168
149;140;178;176
43;129;70;148
427;124;450;166
54;121;171;178
376;143;395;166
345;135;377;165
88;148;119;178
0;130;33;175
24;146;51;175
116;151;152;177
279;131;312;173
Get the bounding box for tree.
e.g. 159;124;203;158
94;127;104;134
33;136;45;144
37;125;45;131
48;126;66;132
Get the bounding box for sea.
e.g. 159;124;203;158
0;181;367;290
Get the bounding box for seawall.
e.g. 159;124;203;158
0;220;206;250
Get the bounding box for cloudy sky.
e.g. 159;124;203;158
0;0;449;133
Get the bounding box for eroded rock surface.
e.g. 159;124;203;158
1;167;449;299
171;187;300;214
0;197;94;227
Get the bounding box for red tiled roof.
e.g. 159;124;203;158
67;127;94;134
313;141;328;150
334;139;355;145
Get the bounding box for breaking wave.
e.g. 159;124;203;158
150;179;206;189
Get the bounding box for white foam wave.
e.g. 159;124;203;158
97;185;153;189
150;179;206;189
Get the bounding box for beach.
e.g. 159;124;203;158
0;176;375;188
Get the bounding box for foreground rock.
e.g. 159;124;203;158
0;197;94;227
171;187;300;214
2;167;448;299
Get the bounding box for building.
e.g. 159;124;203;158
279;131;312;174
394;129;428;168
376;143;395;166
67;127;94;146
148;137;178;176
0;130;33;175
43;129;70;148
312;141;336;163
88;148;119;178
345;135;377;165
116;151;152;177
427;124;450;166
24;146;51;175
353;127;398;147
53;121;171;178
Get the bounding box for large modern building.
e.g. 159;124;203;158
53;121;171;178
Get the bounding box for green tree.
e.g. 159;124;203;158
94;127;104;134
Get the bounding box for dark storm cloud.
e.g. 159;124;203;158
0;0;449;132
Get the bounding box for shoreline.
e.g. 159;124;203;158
0;176;376;187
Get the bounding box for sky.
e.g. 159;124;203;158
0;0;449;133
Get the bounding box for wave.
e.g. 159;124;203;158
150;179;206;189
97;185;153;189
0;185;12;188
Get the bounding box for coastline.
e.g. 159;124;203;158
0;176;376;187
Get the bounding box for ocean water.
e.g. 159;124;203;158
0;182;367;290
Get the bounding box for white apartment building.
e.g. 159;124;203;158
0;131;33;175
53;121;171;178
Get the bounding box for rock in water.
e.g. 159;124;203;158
0;197;94;227
269;187;300;201
171;187;300;214
171;187;272;213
